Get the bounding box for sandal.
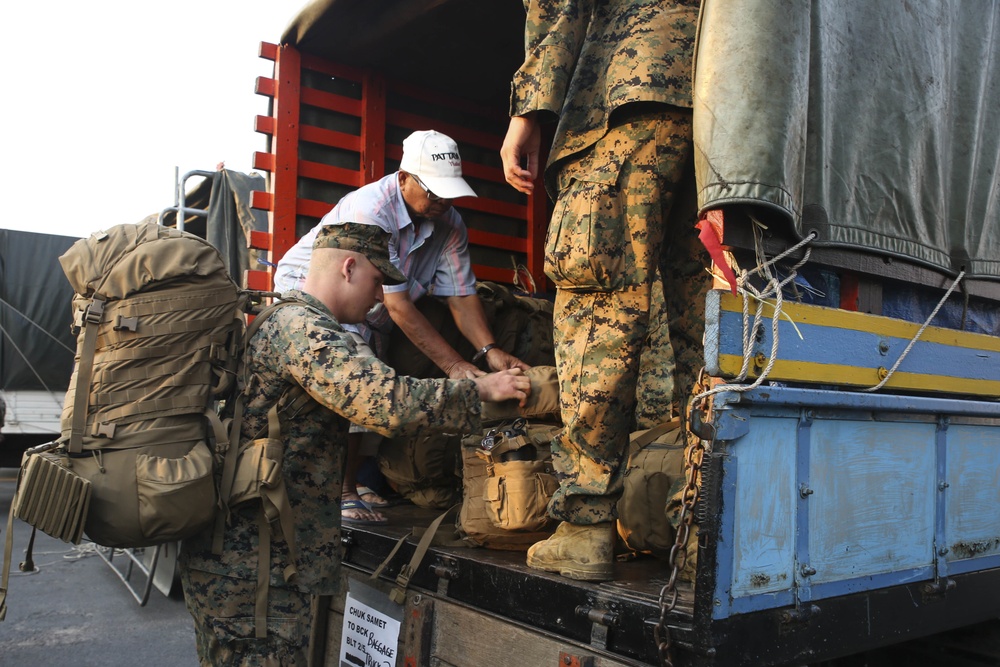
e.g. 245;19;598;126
356;485;400;509
341;498;387;525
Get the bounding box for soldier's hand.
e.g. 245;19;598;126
500;113;541;195
485;347;531;373
473;368;531;407
446;360;486;379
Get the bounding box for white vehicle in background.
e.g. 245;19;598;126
0;390;63;441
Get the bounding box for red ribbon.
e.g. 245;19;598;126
696;209;739;295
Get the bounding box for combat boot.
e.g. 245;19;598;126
526;521;615;581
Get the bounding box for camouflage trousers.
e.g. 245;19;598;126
544;108;709;524
181;568;312;667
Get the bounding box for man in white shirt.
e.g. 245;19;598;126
275;130;529;522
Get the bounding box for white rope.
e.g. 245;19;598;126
694;231;817;406
510;259;538;294
11;542;100;576
861;270;965;392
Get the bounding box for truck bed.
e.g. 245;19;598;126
330;503;695;666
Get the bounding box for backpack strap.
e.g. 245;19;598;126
628;418;682;458
257;402;300;584
213;295;319;639
251;402;299;639
211;395;244;555
69;294;106;454
0;496;19;620
213;294;309;554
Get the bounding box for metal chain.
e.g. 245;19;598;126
655;395;709;667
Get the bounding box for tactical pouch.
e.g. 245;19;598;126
134;441;216;544
456;419;560;549
483;457;557;531
2;443;93;622
71;437;216;548
226;437;284;509
12;444;91;545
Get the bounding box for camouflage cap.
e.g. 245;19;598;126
313;222;407;285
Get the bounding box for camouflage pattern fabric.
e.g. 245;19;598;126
634;270;676;429
635;160;708;429
180;290;482;662
543;112;710;524
180;568;312;667
511;0;707;525
511;0;700;189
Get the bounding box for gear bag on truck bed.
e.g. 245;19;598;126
457;366;562;549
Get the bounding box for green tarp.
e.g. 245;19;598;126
0;230;77;392
694;0;1000;280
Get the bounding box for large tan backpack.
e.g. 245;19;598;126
378;431;464;509
7;223;244;551
54;223;244;548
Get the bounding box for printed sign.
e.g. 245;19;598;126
339;581;402;667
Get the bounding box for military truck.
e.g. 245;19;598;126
0;230;77;467
241;1;1000;665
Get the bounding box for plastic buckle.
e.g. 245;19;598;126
85;296;106;325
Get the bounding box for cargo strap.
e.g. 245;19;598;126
628;418;682;457
0;446;53;621
69;294;106;454
369;505;459;605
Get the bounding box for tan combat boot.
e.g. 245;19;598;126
526;521;615;581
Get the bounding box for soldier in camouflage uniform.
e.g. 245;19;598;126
179;223;531;666
500;0;709;581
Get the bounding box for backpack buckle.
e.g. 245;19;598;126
85;296;106;325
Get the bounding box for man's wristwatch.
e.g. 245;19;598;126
472;343;497;362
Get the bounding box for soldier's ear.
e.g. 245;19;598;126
341;255;356;282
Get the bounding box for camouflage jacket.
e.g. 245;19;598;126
510;0;700;168
182;290;481;593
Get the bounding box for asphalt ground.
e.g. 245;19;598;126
2;464;998;667
0;468;199;666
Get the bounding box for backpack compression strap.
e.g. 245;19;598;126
69;295;106;454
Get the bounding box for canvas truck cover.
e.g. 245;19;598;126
694;0;1000;280
0;230;77;391
278;1;1000;278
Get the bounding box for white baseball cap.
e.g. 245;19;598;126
399;130;478;200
